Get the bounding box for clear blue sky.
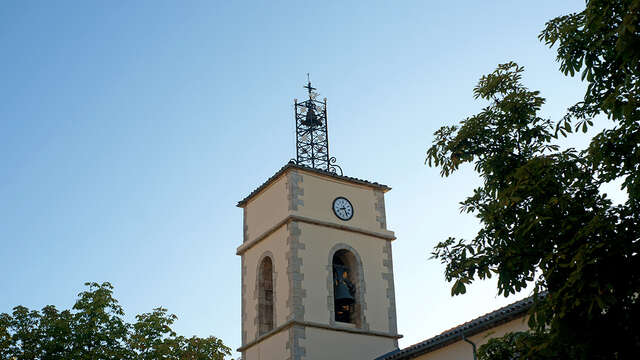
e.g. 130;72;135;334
2;1;599;357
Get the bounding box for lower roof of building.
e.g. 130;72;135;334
375;296;535;360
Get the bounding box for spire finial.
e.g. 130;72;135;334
304;73;316;97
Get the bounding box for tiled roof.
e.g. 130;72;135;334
236;161;391;207
375;296;535;360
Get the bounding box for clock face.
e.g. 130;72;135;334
332;197;354;221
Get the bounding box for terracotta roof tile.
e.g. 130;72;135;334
375;296;536;360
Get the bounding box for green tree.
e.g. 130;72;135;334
178;336;232;360
540;0;640;201
0;314;12;359
426;1;639;357
70;282;131;359
129;307;180;359
0;282;232;360
39;305;73;359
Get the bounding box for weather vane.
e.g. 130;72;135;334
304;73;316;96
292;75;342;175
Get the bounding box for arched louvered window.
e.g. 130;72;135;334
258;257;274;335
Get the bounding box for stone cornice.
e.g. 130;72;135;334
236;215;396;255
237;319;402;352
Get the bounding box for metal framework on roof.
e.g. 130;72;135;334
292;75;343;175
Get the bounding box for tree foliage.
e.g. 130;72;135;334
540;0;640;200
0;282;231;360
425;1;640;358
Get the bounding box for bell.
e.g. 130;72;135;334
333;266;355;306
334;282;355;306
302;107;322;127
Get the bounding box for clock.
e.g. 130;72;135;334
332;197;354;221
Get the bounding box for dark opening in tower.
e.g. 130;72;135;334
258;256;274;335
332;250;358;324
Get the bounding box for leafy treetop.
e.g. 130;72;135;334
0;282;232;360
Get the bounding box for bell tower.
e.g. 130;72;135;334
237;80;400;360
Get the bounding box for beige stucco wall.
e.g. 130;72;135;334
299;222;392;332
242;226;290;344
412;316;530;360
302;327;397;360
242;169;394;244
293;170;394;237
244;174;288;242
243;329;289;360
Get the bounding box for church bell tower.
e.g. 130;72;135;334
236;79;400;360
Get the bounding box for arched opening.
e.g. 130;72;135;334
332;249;360;325
258;256;274;335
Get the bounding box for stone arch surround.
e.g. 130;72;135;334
254;251;277;338
326;243;369;331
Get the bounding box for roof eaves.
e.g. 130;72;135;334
237;161;391;207
375;296;535;360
